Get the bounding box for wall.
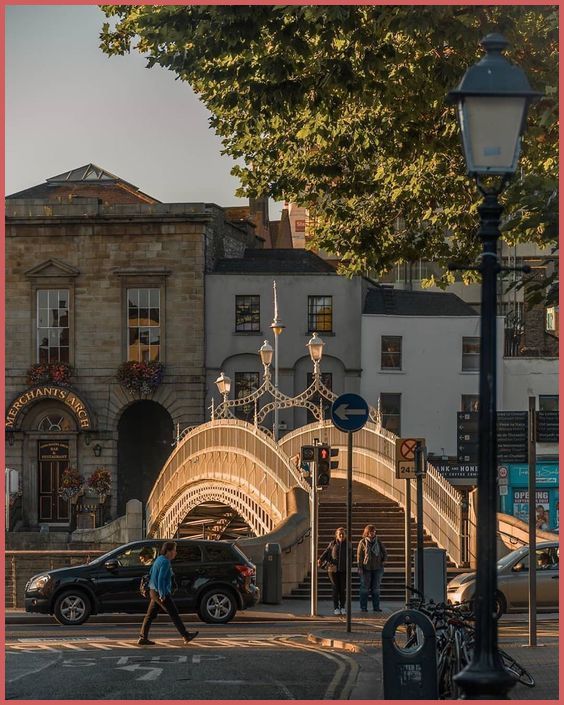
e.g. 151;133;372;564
361;313;504;456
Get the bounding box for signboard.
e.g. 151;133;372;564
5;386;93;430
396;437;426;479
497;411;528;463
457;411;528;463
431;462;478;482
536;411;559;443
499;485;508;496
330;393;369;433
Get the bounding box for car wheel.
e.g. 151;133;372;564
494;592;506;619
53;590;92;626
198;588;237;624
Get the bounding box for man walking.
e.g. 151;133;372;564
138;541;199;646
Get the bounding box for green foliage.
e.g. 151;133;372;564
100;6;558;281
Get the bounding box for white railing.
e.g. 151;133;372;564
146;419;307;537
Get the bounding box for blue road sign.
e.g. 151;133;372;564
331;393;369;433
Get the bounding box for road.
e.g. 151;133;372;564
5;620;369;700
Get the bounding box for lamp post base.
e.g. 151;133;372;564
455;658;516;699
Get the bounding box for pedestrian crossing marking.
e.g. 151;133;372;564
6;636;293;653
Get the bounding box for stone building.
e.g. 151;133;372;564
5;164;259;530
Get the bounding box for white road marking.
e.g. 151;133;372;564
117;663;163;681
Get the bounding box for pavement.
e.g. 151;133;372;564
6;600;559;700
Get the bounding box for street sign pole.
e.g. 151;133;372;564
528;396;537;647
310;439;319;617
404;478;412;605
415;441;425;599
330;393;369;634
346;431;353;632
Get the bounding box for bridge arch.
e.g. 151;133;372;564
146;419;307;538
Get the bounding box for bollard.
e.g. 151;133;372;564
382;609;437;699
262;542;282;604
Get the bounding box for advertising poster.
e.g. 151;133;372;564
513;490;550;528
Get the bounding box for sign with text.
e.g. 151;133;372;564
536;411;559;443
457;411;528;463
395;437;426;479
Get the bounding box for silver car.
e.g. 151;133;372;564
447;541;559;617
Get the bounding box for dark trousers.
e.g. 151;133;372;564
328;571;346;609
140;591;190;639
359;568;384;610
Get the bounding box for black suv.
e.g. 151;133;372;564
25;539;259;626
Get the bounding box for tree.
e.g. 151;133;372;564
100;5;557;281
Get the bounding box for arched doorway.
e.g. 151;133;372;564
117;401;173;515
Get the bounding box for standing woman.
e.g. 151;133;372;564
357;524;387;612
318;527;349;615
139;541;199;645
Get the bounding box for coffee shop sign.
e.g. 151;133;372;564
5;386;93;430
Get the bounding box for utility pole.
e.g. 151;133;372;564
415;441;425;599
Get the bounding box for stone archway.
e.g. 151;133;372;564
117;400;173;515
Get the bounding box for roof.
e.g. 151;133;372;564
214;249;336;274
363;287;478;316
7;163;159;204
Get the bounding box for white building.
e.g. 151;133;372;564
361;287;503;457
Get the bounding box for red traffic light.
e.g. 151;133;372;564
319;448;329;460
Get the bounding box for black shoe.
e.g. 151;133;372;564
361;608;368;612
137;637;156;645
373;608;383;612
183;631;199;645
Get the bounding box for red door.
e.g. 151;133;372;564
38;441;70;522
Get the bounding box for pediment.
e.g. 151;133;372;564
25;259;80;279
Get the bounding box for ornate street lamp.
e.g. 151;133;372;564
259;339;273;371
447;34;541;700
307;332;325;375
215;372;232;404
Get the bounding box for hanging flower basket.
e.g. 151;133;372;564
87;467;111;499
117;361;164;395
27;363;73;387
58;467;84;502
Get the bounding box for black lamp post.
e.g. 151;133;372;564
447;34;541;699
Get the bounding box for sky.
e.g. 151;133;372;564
5;5;283;217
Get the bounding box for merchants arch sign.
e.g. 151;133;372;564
5;386;94;430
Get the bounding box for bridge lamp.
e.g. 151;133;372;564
215;372;231;401
447;33;540;701
307;332;325;372
259;339;273;370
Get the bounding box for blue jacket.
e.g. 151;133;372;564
148;555;173;598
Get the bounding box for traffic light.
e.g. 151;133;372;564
316;444;331;486
301;445;315;464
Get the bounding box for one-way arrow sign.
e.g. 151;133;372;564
331;393;369;433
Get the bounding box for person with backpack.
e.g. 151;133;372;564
138;541;199;646
318;527;349;615
356;524;387;612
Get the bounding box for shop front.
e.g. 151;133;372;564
500;461;559;532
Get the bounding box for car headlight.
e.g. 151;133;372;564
28;575;50;591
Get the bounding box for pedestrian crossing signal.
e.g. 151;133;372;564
316;444;332;486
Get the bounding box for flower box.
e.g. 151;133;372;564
27;363;73;387
117;361;164;395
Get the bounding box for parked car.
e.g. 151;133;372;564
447;540;559;617
25;538;259;626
